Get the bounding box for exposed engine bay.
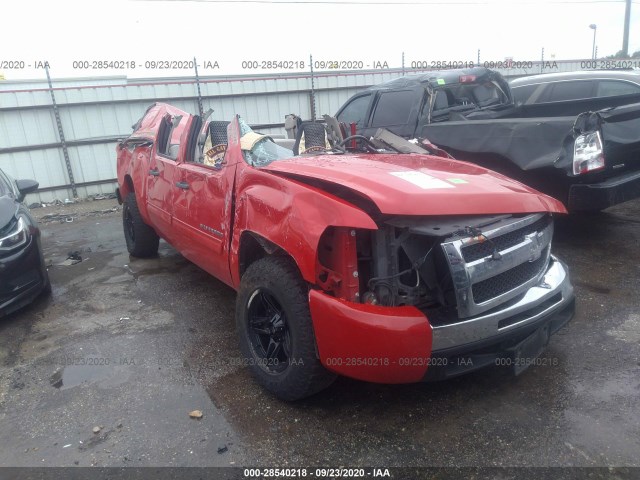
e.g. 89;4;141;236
323;213;555;324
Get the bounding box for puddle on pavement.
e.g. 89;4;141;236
126;255;190;280
50;364;130;390
574;280;611;295
102;273;135;284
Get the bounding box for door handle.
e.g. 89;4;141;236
175;181;190;190
149;168;160;176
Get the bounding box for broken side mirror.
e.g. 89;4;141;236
15;179;39;202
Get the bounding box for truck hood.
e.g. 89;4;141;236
263;153;566;215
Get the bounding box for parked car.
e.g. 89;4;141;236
510;70;640;115
0;169;50;317
336;67;640;212
116;103;575;400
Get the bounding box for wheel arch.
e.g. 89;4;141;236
238;230;295;279
121;174;135;198
230;172;378;290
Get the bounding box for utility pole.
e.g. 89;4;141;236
623;0;631;56
309;54;316;121
589;24;597;59
194;57;204;117
45;63;77;198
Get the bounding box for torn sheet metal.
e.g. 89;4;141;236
421;101;640;172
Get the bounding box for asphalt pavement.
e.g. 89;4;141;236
0;199;638;470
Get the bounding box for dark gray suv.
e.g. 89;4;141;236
510;70;640;116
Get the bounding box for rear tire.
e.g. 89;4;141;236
236;256;336;401
122;192;159;257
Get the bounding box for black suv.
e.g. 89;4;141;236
510;70;640;116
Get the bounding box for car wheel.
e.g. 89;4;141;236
123;192;159;257
236;256;336;401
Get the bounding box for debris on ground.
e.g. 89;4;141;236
189;410;203;419
87;207;119;216
67;251;82;261
89;193;117;201
92;426;101;434
43;199;65;207
217;445;228;454
57;251;83;266
41;213;76;224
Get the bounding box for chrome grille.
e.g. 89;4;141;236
441;213;553;319
472;247;549;304
461;216;551;263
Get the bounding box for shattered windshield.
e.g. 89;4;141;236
239;118;295;167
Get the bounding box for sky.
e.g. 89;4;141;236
1;0;639;80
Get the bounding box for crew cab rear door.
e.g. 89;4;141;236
146;113;189;243
170;117;238;287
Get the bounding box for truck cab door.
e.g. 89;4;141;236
367;88;423;138
336;92;374;138
170;116;239;287
146;113;187;243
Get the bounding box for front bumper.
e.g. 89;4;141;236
0;235;49;317
568;169;640;211
309;256;574;383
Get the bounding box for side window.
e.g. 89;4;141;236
167;119;183;159
471;82;505;106
546;80;595;102
156;116;172;157
596;80;640;97
337;94;371;127
511;84;538;105
370;90;416;127
156;115;183;160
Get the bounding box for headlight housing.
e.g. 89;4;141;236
0;216;30;253
573;131;605;175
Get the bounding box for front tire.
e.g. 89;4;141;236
122;192;159;257
236;256;336;401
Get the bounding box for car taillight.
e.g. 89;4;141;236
573;131;605;175
459;75;477;83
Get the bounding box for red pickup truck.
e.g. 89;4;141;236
116;103;575;400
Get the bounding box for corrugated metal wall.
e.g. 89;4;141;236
0;69;403;203
0;60;590;203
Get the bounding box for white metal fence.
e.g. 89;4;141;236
0;59;612;203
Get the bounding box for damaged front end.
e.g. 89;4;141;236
310;212;574;383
